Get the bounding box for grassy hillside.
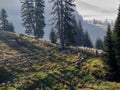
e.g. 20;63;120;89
0;31;120;90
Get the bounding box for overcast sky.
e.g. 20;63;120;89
75;0;119;20
0;0;119;33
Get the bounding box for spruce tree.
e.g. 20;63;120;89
95;38;104;50
104;24;118;72
20;0;45;38
21;0;35;35
34;0;45;38
84;31;93;48
64;0;76;46
49;28;57;43
6;22;15;32
50;0;64;48
74;20;84;46
113;6;120;68
0;8;9;31
50;0;76;48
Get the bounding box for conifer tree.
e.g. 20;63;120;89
113;6;120;68
64;0;76;46
49;28;57;43
34;0;45;38
0;8;9;31
95;38;104;50
50;0;64;48
50;0;76;48
20;0;45;38
21;0;35;35
84;31;93;48
74;20;84;46
7;22;15;32
104;24;118;72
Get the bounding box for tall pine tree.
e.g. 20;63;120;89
104;24;117;72
0;8;14;32
7;22;15;32
50;0;64;48
34;0;45;38
20;0;45;38
0;8;9;31
21;0;35;35
49;28;57;43
74;20;84;46
50;0;76;48
113;6;120;67
95;38;104;50
84;30;93;48
64;0;76;46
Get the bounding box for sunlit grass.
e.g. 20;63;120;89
1;31;120;90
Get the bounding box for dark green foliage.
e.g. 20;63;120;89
104;24;117;72
34;0;45;38
0;8;15;32
111;6;120;78
21;0;35;35
95;38;104;50
0;8;9;31
102;5;120;81
21;0;45;38
0;68;15;84
84;31;93;48
50;0;93;48
74;20;85;46
73;20;93;47
50;0;76;48
64;0;76;46
6;22;15;32
113;6;120;67
49;29;57;43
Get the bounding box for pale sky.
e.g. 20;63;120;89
75;0;119;20
0;0;119;33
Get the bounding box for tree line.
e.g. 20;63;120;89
0;0;95;49
20;0;93;49
103;6;120;81
85;19;114;26
20;0;45;38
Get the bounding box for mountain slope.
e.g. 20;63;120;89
44;0;106;45
0;31;120;90
74;11;106;44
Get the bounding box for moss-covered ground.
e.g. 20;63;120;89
0;31;120;90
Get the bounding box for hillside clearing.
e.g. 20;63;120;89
0;31;120;90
